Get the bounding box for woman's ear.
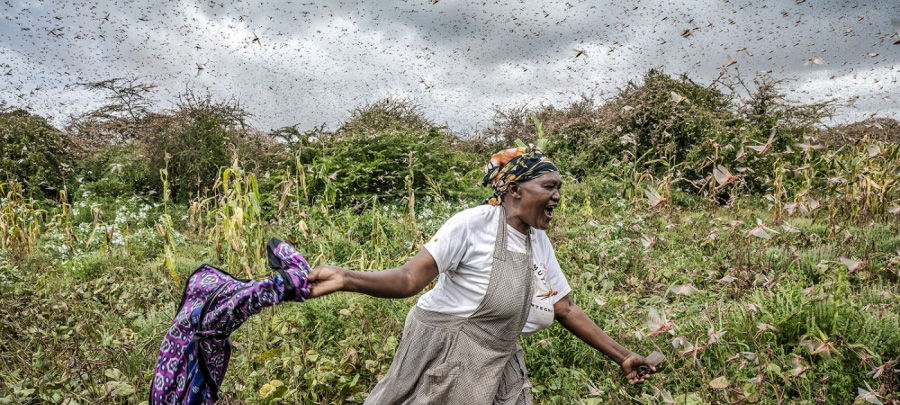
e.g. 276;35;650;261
506;180;521;199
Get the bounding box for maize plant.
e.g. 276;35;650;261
206;158;266;278
0;181;45;264
825;140;900;222
274;156;310;237
156;168;180;284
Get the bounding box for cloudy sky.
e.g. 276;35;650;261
1;0;898;133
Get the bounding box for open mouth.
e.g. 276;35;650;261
544;205;556;219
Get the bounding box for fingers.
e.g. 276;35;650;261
625;369;649;385
308;266;336;282
309;279;338;298
306;267;337;298
623;361;655;385
627;374;648;385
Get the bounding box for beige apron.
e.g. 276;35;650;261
365;206;535;405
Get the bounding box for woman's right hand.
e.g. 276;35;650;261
620;352;656;385
307;265;348;298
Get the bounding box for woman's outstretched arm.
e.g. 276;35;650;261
554;295;655;385
307;249;439;299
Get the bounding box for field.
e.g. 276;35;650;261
1;71;899;404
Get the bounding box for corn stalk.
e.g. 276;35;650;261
207;158;265;278
0;181;45;263
156;168;180;284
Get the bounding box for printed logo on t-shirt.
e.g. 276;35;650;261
533;263;558;300
529;262;556;328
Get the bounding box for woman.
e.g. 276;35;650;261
308;144;655;404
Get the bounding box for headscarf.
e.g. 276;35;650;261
480;143;558;206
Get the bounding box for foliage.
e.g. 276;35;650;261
736;76;835;130
276;99;484;207
0;181;45;265
0;109;74;196
204;158;268;278
4;166;900;403
70;84;278;203
821;117;900;145
75;146;156;198
138;92;276;202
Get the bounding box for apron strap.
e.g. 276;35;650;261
493;206;509;261
493;206;533;262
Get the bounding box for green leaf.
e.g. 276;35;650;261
708;376;730;390
259;380;286;400
257;348;283;362
104;368;124;380
103;381;135;397
764;362;784;378
673;393;708;405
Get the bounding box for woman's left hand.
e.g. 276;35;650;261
620;352;656;385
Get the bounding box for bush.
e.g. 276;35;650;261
279;99;483;207
480;70;744;181
76;147;155;198
139;93;277;201
0;109;74;196
482;70;839;198
602;70;741;180
821;117;900;145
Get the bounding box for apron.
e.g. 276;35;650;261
365;206;535;405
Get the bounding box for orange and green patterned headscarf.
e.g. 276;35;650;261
480;143;558;206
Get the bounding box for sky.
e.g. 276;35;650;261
1;0;899;133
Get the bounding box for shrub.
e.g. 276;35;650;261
0;109;74;196
481;70;839;197
605;70;740;180
76;147;155;198
820;117;900;145
479;70;745;181
139;93;277;201
281;99;483;207
66;78;157;150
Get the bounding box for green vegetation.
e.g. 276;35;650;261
1;71;899;404
0;109;74;198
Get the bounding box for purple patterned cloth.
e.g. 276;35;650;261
150;238;311;404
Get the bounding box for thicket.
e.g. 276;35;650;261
3;71;896;208
63;79;278;201
269;99;484;208
482;70;844;197
0;108;74;198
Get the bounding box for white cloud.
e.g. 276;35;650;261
1;0;898;132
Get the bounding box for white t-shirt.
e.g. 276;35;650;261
418;205;572;335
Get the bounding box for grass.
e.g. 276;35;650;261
1;164;898;405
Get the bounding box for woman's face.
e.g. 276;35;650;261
514;171;562;230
